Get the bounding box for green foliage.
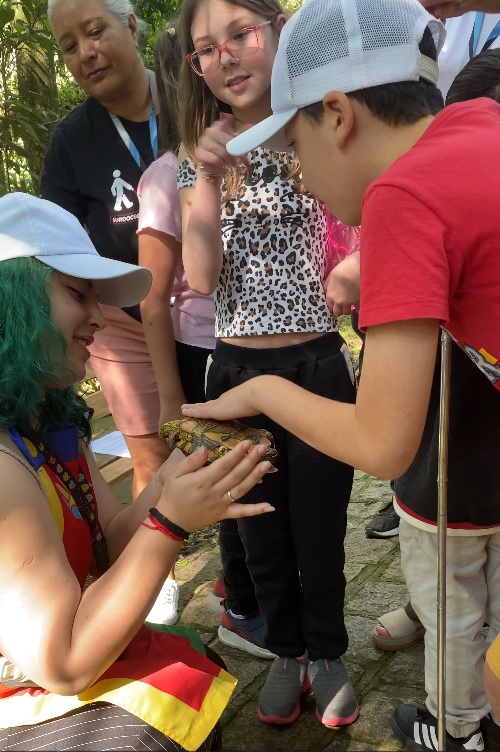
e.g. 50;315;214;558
282;0;303;11
0;0;62;194
137;0;180;20
136;0;181;64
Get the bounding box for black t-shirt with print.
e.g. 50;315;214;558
40;96;156;321
394;341;500;528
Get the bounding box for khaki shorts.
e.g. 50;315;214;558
88;305;160;437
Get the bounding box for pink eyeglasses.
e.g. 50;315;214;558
187;21;272;76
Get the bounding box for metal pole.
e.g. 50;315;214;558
437;329;452;750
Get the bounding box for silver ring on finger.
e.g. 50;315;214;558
226;489;237;503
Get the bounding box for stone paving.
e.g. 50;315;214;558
175;471;428;751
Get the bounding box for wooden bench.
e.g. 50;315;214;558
79;366;133;487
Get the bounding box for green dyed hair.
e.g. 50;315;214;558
0;258;92;441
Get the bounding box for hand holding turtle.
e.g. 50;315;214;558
155;440;275;534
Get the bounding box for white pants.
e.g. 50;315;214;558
400;520;500;738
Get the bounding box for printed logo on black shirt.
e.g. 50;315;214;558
110;212;139;225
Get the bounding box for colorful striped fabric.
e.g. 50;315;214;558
0;625;236;751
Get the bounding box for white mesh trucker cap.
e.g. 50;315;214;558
0;193;152;307
227;0;446;155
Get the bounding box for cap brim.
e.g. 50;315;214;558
37;254;152;308
227;109;297;156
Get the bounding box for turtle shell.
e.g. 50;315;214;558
160;418;278;465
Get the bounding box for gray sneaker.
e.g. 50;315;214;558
365;499;400;539
307;658;359;727
258;656;310;725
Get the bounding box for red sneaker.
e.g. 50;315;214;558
218;603;276;660
207;571;226;614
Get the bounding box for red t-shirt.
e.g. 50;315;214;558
359;98;500;389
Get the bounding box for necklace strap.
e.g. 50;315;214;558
36;440;109;575
466;12;500;64
108;69;158;171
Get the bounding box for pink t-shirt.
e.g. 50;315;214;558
137;152;216;351
359;99;500;389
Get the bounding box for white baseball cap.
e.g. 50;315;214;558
0;192;152;307
227;0;445;155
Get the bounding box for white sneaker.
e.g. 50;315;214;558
146;579;179;626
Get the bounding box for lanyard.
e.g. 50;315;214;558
36;437;110;575
468;13;500;58
108;69;158;171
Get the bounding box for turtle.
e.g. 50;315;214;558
160;418;278;465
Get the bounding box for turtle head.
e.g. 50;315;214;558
160;420;181;444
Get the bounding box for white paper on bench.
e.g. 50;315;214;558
91;431;131;458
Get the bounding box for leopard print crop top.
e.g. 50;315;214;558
178;149;337;338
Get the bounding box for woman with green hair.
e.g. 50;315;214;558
0;192;274;751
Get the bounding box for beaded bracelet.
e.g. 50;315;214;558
139;508;190;542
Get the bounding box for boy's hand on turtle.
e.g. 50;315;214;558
181;381;261;422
